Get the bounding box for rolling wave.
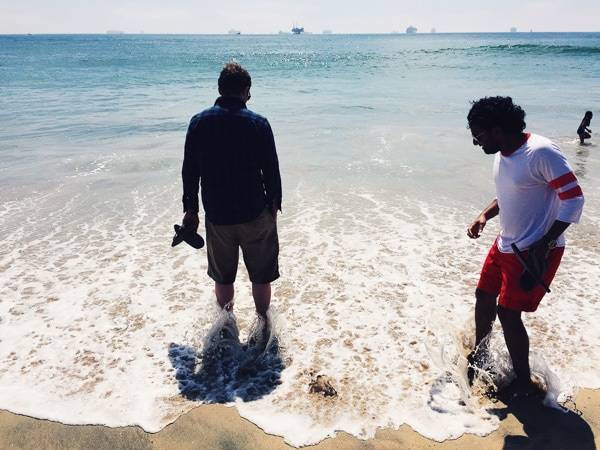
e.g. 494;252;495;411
422;43;600;56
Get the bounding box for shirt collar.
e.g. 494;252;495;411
215;96;247;110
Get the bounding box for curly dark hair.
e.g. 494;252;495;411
218;62;251;96
467;96;526;133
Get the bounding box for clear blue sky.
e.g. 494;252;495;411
1;0;598;34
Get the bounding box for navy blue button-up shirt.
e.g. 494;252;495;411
182;97;282;225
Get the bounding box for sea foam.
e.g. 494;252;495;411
1;181;598;447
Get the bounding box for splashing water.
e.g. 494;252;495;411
169;307;284;404
428;318;572;415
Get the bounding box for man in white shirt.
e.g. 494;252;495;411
465;96;584;396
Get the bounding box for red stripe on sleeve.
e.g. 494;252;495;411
558;186;583;200
549;172;577;189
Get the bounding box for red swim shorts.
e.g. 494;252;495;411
477;242;565;312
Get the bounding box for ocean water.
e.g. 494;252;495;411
1;33;599;445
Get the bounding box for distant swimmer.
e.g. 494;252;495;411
465;96;584;397
181;62;282;340
577;111;593;145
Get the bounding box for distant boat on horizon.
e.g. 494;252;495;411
406;26;417;34
106;30;124;35
322;29;333;34
510;27;518;33
292;25;304;35
228;29;241;35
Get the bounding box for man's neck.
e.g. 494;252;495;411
501;133;528;156
215;96;247;108
222;95;245;102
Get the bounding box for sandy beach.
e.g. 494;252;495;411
2;33;599;450
1;388;597;449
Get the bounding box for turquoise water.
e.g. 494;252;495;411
1;33;599;201
1;33;600;444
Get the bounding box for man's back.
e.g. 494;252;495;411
182;96;282;225
180;61;281;344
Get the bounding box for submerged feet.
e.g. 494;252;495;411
508;376;545;399
219;315;240;343
247;313;272;352
467;347;490;386
466;351;478;385
467;347;545;401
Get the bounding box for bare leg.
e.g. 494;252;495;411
497;305;533;389
251;283;271;318
215;282;234;311
468;289;497;384
475;288;497;349
249;283;271;345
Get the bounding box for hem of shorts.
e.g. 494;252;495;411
207;271;236;284
249;273;280;284
475;285;500;297
498;299;539;313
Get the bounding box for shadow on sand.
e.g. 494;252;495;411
490;386;596;450
168;317;284;403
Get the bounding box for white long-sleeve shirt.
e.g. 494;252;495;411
494;133;584;253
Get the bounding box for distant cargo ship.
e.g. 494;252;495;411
106;30;124;35
228;29;241;35
292;26;304;34
406;26;417;34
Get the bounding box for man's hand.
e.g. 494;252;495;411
519;238;553;291
467;214;487;239
271;204;278;223
182;211;199;232
527;238;553;272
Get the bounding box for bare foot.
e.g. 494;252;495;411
467;349;489;386
248;314;271;351
511;377;544;399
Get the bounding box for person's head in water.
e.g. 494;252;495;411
467;96;526;155
218;62;251;103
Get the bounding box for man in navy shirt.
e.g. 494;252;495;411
181;62;282;335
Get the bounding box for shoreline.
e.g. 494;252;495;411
1;389;598;449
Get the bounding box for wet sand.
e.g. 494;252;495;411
1;389;597;449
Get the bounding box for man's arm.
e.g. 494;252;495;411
528;146;585;256
467;199;499;239
524;220;571;269
538;220;571;246
259;119;282;219
181;118;201;230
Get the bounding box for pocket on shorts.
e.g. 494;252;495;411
260;207;276;227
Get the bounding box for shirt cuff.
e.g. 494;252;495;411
182;195;199;213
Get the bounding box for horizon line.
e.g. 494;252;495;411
2;30;600;36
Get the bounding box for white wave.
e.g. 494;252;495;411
0;183;599;446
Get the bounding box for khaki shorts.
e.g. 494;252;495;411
205;208;279;284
